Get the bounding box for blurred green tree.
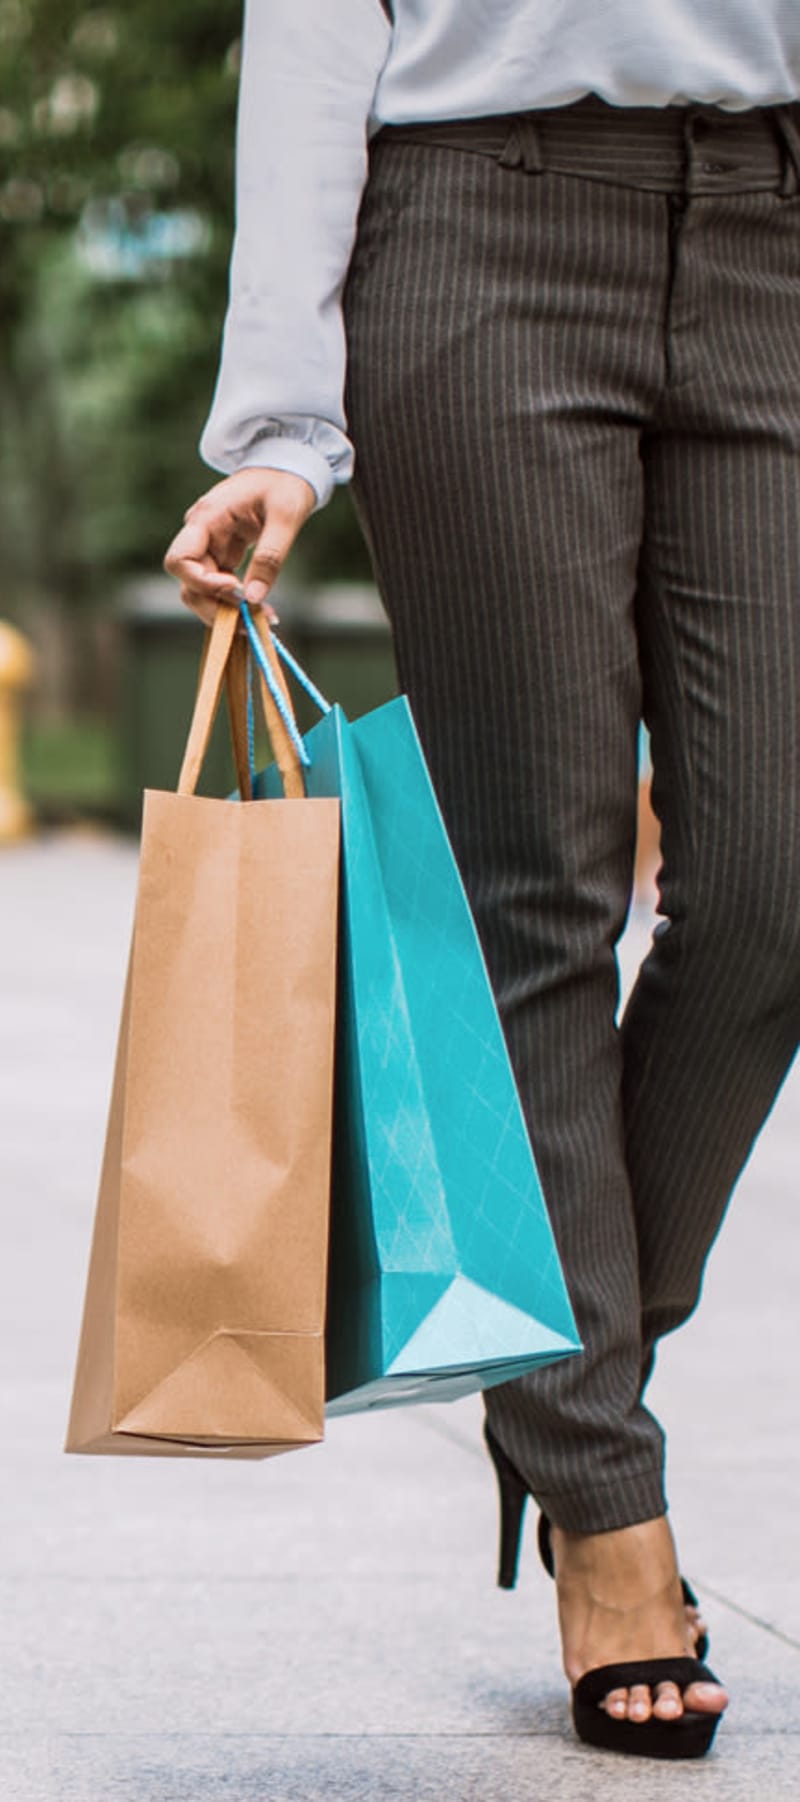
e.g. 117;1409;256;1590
0;0;369;646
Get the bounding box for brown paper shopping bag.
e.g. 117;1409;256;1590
66;604;339;1457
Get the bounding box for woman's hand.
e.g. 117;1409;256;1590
163;467;318;627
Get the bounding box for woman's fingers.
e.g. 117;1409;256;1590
242;508;308;608
178;585;221;630
164;515;243;603
164;467;317;621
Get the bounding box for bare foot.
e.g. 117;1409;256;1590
550;1517;729;1724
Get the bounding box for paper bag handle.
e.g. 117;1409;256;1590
187;623;254;801
177;604;305;800
224;632;254;802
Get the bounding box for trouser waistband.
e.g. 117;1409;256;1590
374;92;800;196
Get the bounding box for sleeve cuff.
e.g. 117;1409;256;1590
231;438;337;512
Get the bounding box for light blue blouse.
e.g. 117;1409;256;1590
201;1;800;508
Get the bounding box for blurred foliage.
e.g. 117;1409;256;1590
0;0;369;640
22;712;120;813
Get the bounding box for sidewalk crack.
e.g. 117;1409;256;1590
698;1581;800;1653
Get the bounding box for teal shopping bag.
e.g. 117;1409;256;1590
251;633;581;1414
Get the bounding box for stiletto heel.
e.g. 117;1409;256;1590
482;1421;724;1758
483;1421;529;1589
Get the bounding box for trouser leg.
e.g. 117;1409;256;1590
621;191;800;1385
344;147;670;1529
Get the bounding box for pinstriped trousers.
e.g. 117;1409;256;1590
342;95;800;1534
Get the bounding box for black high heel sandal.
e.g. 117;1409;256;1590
483;1421;723;1759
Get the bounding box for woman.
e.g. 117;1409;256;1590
165;1;800;1759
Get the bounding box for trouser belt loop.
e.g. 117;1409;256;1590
681;106;699;188
774;107;800;196
498;113;544;174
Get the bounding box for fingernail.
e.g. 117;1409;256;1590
246;580;268;605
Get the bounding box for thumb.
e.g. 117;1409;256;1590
244;513;304;609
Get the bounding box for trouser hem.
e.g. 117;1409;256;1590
533;1466;667;1535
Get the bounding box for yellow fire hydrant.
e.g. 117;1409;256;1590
0;620;36;843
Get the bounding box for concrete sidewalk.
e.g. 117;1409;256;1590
1;834;798;1802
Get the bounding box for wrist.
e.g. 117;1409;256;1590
232;439;335;511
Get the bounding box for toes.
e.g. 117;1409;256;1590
684;1604;709;1656
626;1684;654;1722
683;1680;729;1716
602;1681;728;1724
653;1682;684;1720
603;1687;630;1719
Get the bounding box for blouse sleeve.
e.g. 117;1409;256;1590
199;0;391;510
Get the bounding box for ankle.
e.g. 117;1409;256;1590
551;1516;679;1586
551;1520;693;1680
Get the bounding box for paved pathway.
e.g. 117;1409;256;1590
1;835;798;1800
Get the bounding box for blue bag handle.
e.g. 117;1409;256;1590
234;589;332;787
271;631;332;721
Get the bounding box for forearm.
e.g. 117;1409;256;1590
200;0;390;510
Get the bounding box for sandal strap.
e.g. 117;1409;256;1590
575;1658;718;1708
